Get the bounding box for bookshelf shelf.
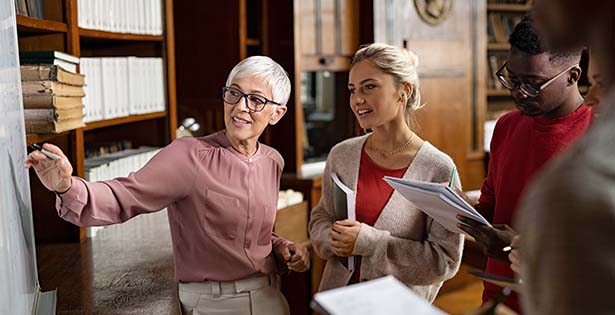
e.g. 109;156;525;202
487;3;532;12
26;131;71;145
79;28;164;42
488;42;511;50
83;112;166;131
16;15;68;34
487;89;511;97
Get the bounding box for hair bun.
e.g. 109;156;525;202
404;49;419;68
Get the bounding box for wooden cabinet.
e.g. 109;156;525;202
369;0;487;189
297;0;359;71
18;0;177;243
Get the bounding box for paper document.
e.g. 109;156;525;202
312;275;448;315
331;173;356;271
383;176;491;235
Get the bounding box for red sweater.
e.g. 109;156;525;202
349;148;407;284
476;105;592;311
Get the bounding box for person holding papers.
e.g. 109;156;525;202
309;43;463;302
455;17;593;313
25;56;310;315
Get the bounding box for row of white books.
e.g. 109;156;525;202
84;147;161;237
78;0;163;35
80;57;166;123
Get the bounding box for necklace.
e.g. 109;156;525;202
367;133;416;159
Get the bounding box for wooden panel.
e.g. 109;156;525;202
164;0;178;140
339;0;359;56
18;33;65;52
299;0;317;55
79;28;164;41
274;202;308;243
16;15;67;33
301;55;351;71
267;1;301;173
83;112;166;131
42;0;65;22
319;0;336;55
84;119;168;149
375;0;486;189
174;0;242;135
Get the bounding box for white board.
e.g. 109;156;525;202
0;1;39;314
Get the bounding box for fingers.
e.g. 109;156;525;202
279;246;291;261
457;221;481;238
287;247;310;272
509;250;521;273
511;235;521;246
334;219;359;227
42;143;69;160
495;304;520;315
456;215;485;227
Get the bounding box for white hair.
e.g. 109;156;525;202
225;56;292;107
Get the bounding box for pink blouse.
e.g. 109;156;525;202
56;131;291;282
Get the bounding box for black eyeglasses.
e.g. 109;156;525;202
496;61;579;98
222;86;280;112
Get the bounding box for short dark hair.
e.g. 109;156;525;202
509;15;583;64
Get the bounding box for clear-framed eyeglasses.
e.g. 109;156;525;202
222;86;280;112
496;61;579;98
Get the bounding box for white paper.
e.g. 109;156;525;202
384;176;492;235
313;276;448;315
331;173;355;271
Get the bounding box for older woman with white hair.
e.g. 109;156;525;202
25;56;310;315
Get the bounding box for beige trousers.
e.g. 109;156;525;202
178;274;290;315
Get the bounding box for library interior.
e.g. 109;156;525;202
2;0;614;314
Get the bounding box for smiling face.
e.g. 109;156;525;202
348;60;406;130
223;76;286;145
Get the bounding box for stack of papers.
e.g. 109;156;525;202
383;177;491;235
312;275;448;315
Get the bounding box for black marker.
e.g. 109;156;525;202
29;144;61;160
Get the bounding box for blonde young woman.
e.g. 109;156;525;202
309;43;463;301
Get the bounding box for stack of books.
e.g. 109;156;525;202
20;51;86;134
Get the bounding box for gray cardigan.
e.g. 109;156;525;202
309;134;464;302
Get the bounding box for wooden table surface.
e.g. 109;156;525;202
36;210;180;314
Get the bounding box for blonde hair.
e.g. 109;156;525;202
352;43;423;125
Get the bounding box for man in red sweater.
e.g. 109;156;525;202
456;16;592;312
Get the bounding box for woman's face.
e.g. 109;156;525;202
223;76;286;144
584;54;606;113
348;60;405;130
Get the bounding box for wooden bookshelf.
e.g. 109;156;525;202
26;131;71;145
18;0;177;248
83;112;167;131
487;3;532;12
16;15;68;33
78;28;164;42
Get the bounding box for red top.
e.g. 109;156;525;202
476;105;592;311
349;147;408;284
